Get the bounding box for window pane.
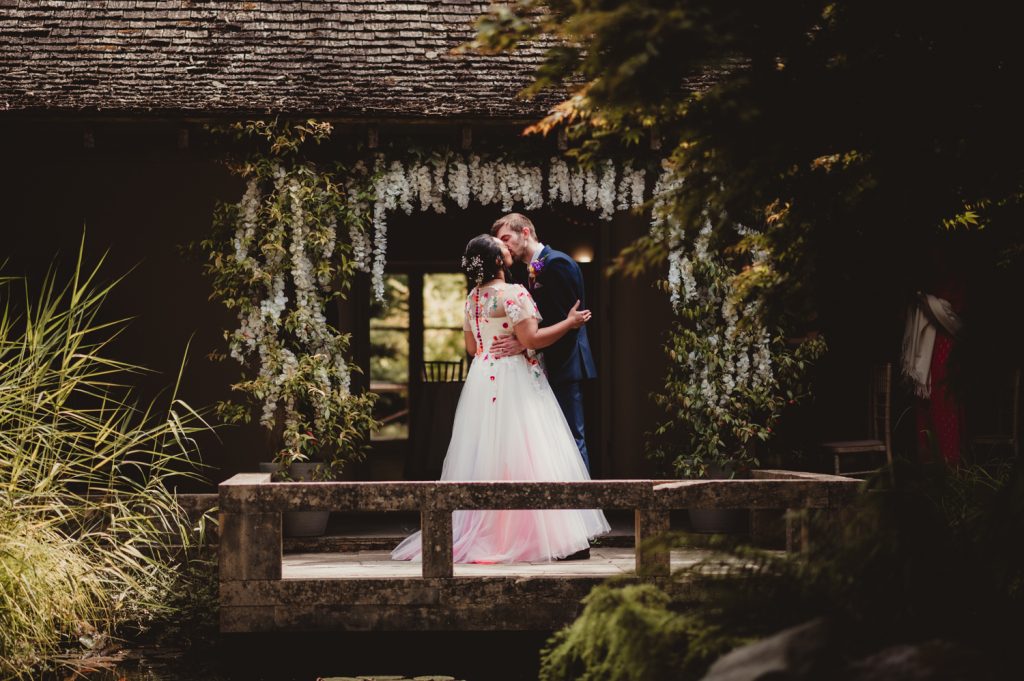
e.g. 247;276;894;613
370;274;409;440
423;273;465;364
370;274;409;330
424;329;465;363
372;386;409;441
369;329;408;385
423;273;465;330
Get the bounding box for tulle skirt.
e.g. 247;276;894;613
391;350;609;563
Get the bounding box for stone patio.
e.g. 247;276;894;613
281;546;713;580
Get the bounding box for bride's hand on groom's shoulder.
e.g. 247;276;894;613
491;335;525;358
567;301;592;329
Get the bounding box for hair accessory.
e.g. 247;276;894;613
460;254;486;284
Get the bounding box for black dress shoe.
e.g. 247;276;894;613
557;547;590;561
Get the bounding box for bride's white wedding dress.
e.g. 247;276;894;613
391;282;609;563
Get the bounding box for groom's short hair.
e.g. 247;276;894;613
491;213;538;241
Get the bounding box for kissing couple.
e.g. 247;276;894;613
391;213;608;564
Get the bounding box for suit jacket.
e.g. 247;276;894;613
521;246;597;386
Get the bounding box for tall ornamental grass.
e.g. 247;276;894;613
0;243;208;677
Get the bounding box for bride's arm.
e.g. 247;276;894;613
513;301;590;350
464;328;478;356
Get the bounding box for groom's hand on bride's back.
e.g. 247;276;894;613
491;335;525;359
567;300;592;329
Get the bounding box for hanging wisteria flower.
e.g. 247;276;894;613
650;180;826;479
449;158;470;209
597;159;617;220
616;162;635;211
359;153;657;303
549;157;570;203
583;167;599;212
570;166;586;205
203;120;378;480
629;166;647;209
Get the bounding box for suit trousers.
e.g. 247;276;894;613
552;380;590;472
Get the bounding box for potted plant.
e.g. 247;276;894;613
648;220;826;533
201;119;379;537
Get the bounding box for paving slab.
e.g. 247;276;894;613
281;547;713;580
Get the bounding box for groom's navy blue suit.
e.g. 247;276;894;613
522;245;597;471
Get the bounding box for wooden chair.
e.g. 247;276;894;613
820;363;893;478
408;360;466;479
971;367;1020;459
421;359;465;383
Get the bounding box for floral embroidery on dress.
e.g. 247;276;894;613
525;349;547;391
504;298;524;324
463;284;549;400
503;285;542;325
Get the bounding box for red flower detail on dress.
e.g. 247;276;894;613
490;376;495;381
502;322;508;328
492;397;497;403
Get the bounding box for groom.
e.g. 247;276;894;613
490;213;597;472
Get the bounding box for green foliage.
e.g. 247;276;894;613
647;224;827;478
140;545;220;650
0;241;208;677
540;583;745;681
200;119;379;476
473;0;1024;332
542;462;1024;679
650;323;826;479
423;273;468;363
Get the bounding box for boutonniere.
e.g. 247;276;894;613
528;256;547;280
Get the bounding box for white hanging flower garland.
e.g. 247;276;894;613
219;147;662;465
361;153;653;302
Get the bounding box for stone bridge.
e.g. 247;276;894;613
217;471;859;632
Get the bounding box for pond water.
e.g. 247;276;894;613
52;632;551;681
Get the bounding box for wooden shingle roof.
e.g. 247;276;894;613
0;1;561;118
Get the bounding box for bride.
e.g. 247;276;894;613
391;234;610;564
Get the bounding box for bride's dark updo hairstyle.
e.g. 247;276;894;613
461;234;510;287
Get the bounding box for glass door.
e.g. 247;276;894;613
369;274;410;441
